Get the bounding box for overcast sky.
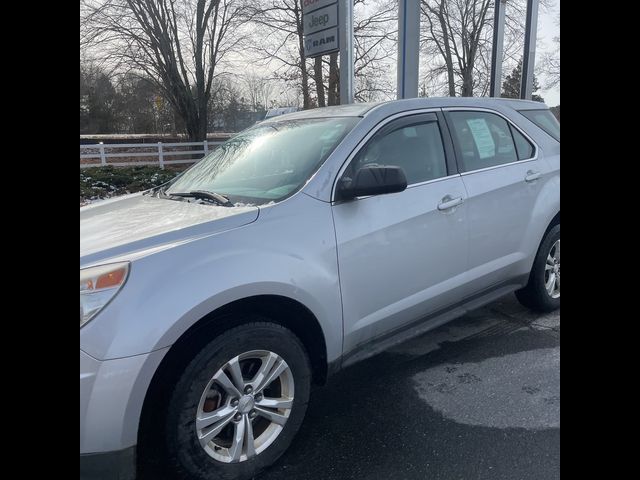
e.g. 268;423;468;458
82;0;560;107
538;0;560;105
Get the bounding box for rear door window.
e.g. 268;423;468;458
447;111;519;172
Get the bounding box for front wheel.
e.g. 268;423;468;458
165;321;311;480
516;224;560;312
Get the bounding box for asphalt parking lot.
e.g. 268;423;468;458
259;293;560;480
138;293;559;480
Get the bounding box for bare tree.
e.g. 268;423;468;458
81;0;247;140
420;0;551;97
316;0;396;104
420;0;493;97
540;14;559;90
313;0;397;105
245;0;313;108
327;52;339;105
421;0;456;96
246;0;396;107
314;57;326;107
242;72;276;111
540;38;559;89
352;0;397;101
80;61;120;133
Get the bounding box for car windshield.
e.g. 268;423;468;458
165;117;359;205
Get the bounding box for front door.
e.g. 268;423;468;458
331;112;469;354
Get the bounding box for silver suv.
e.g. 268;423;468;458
80;98;560;480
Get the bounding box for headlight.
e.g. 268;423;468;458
80;262;129;327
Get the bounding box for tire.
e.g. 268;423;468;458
165;320;311;480
516;224;560;312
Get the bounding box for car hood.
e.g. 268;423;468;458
80;193;259;267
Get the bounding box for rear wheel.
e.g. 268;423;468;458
165;321;311;480
516;224;560;312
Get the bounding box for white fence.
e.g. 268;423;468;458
80;139;227;169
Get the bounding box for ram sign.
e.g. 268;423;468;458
304;27;339;58
303;0;339;58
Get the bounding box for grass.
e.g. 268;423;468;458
80;165;184;205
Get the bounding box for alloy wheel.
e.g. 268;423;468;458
195;350;294;463
544;239;560;298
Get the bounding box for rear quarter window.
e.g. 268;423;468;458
519;109;560;142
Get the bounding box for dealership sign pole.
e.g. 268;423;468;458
489;0;506;97
339;0;354;104
397;0;420;99
520;0;539;100
302;0;353;104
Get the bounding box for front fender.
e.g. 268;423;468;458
79;193;343;364
157;277;342;363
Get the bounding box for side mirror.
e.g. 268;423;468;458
338;165;407;200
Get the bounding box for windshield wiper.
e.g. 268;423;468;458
167;190;233;207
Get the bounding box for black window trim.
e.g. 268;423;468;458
441;107;539;175
331;109;460;202
508;122;535;161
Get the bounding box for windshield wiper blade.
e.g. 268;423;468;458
168;190;233;207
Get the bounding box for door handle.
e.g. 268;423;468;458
437;196;464;211
525;170;541;182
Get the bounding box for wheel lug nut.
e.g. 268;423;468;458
254;393;263;402
234;413;242;422
231;398;239;407
249;410;257;419
244;385;253;394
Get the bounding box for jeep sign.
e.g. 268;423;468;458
303;4;338;36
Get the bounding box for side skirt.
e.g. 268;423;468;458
340;276;528;370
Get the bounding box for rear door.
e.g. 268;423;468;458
332;112;469;353
443;108;550;293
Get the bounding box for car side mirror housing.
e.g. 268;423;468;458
338;165;407;200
